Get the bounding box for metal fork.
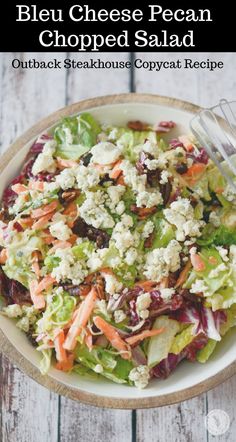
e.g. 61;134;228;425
190;99;236;191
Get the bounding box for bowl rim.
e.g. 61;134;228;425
1;92;236;409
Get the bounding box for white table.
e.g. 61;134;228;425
0;52;236;442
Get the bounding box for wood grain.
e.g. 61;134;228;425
0;52;67;442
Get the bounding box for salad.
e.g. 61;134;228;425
0;112;236;389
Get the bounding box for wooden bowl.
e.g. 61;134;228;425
0;93;235;409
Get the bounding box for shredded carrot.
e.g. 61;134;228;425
55;353;74;372
116;173;125;185
100;267;116;276
84;328;93;351
109;159;123;179
11;183;28;194
175;260;192;288
32;251;41;279
63;287;98;351
32;212;55;230
35;275;56;295
190;252;206;272
0;248;7;264
29;280;45;309
31;201;58;219
28;181;44;191
93;316;131;360
134;280;157;291
183;163;206;179
54;330;68;362
49;240;71;254
125;328;165;346
57;157;78;169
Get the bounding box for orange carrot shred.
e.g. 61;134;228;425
125;328;164;346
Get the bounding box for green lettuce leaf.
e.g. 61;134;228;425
197;339;217;363
55;113;101;160
150;216;175;249
75;344;133;384
170;325;195;355
39;349;52;375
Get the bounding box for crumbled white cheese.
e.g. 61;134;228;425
51;248;88;284
121;160;146;193
143;141;160;158
124;248;138;266
55;168;76;190
209;211;221;227
79;190;115;229
94;364;104;373
111;214;138;256
74;165;100;191
160;288;175;301
32;140;57;175
87;248;108;272
91;142;121;165
216;246;229;262
144;158;160;170
114;309;127;323
160;170;172;185
142;220;155;239
136;190;163;208
190;279;210;296
16;316;30;332
164;198;205;241
49;220;72;241
136;292;152;319
3;304;22;318
222;184;236;202
143;240;181;282
102;273;123;295
115;200;125;215
208;263;227;279
128;365;150;389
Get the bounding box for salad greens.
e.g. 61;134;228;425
1;112;236;389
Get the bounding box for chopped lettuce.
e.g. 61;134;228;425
55;113;101;160
147;316;180;367
39;349;52;375
170;325;195;355
150;216;175;249
107;127;158;162
75;344;133;384
3;233;44;288
197;339;217;363
72;241;94;260
197;224;236;247
37;291;76;332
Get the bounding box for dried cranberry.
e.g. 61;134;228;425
72;218;110;249
81;152;92;166
175;163;188;174
160;181;172;205
13;222;24;232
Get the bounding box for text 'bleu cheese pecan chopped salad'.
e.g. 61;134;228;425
1;113;236;389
